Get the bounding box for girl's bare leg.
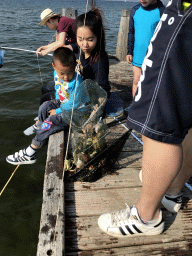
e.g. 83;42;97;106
136;136;183;221
166;128;192;195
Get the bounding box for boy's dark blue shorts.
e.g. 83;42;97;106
127;0;192;144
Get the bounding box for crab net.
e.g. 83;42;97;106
61;79;108;172
61;79;131;182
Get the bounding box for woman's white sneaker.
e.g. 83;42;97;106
6;149;37;165
98;205;164;238
161;194;182;213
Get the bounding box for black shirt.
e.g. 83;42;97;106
72;44;111;98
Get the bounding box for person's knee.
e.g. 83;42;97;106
39;100;50;113
133;78;139;88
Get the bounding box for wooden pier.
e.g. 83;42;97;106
36;9;192;256
37;58;192;256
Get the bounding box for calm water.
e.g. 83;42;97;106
0;0;168;255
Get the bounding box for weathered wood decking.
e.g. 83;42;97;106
64;129;192;255
37;59;192;256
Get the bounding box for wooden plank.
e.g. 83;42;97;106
65;184;192;218
65;168;142;191
121;137;143;152
65;207;192;252
65;186;142;217
65;240;191;255
37;131;65;256
113;151;142;169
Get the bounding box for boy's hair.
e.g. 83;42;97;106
53;47;76;67
76;8;106;64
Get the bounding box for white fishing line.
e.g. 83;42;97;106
0;46;53;56
36;55;44;86
0;46;52;86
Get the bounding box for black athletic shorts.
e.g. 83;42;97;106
127;0;192;144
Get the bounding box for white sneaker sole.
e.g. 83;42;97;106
98;225;164;238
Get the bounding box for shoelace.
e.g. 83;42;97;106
112;204;130;225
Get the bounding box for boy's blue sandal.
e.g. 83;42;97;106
98;205;164;238
6;149;37;165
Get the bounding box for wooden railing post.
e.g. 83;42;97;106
116;9;130;61
36;131;65;256
62;8;78;19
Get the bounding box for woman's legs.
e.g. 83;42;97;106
165;128;192;196
136;136;183;221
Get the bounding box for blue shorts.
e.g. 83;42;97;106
127;0;192;144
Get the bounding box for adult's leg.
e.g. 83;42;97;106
165;128;192;196
132;66;141;98
136;135;183;221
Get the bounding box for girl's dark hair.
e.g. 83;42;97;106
76;7;106;64
53;47;76;68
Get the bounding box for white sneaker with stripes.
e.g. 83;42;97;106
6;149;37;165
23;123;38;136
139;170;182;213
98;205;164;238
161;193;182;213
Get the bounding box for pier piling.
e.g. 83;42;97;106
116;9;130;61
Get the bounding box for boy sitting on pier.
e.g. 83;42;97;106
6;47;82;165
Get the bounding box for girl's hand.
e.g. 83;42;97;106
48;109;56;116
126;55;133;64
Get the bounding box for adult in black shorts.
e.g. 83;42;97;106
98;0;192;238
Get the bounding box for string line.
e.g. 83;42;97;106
0;165;20;197
36;55;44;87
0;46;53;56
